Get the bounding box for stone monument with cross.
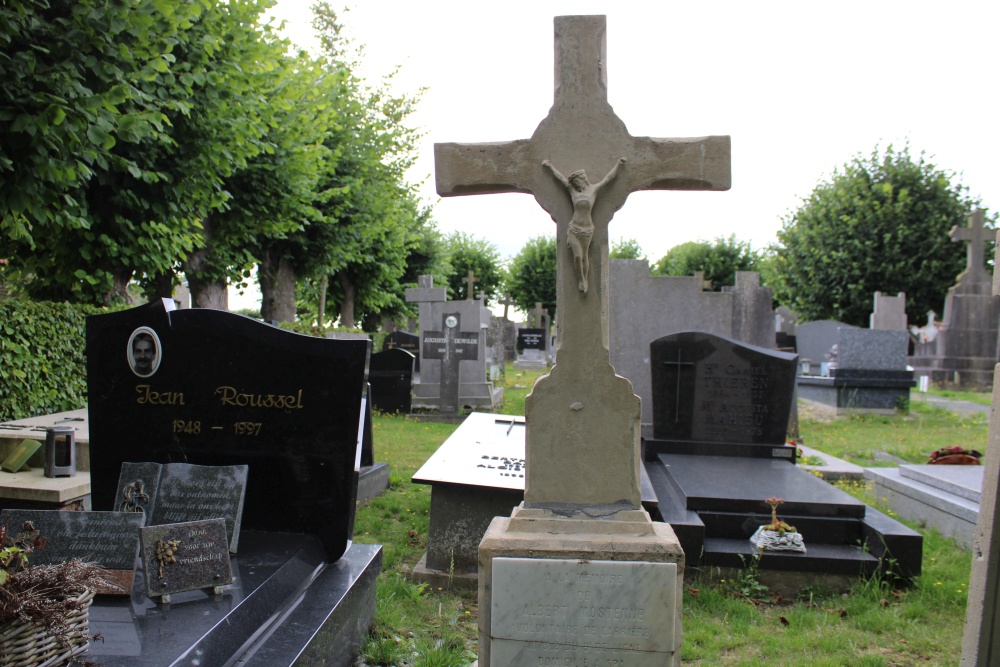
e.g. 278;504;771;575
435;15;729;666
909;209;1000;388
463;269;480;300
407;275;501;412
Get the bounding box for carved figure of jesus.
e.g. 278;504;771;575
542;157;626;293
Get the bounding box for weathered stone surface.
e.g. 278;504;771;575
870;291;907;330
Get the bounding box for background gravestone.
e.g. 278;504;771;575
795;319;858;375
870;291;907;330
369;348;415;414
86;299;369;562
610;260;775;426
383;331;420;372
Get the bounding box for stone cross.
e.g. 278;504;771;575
531;302;545;329
404;275;446;333
500;293;515;320
421;313;480;415
435;15;730;508
951;209;989;281
462;270;479;300
693;270;712;291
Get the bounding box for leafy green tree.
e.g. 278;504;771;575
652;234;760;290
507;235;557;321
441;232;504;304
770;144;989;325
610;237;645;260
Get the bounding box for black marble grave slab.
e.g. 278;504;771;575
86;300;369;562
115;461;248;552
650;331;797;445
369;348;415;414
86;533;381;667
516;328;546;352
140;518;233;599
0;509;144;594
658;453;866;518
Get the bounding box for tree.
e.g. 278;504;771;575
652;234;760;290
609;237;645;260
441;232;504;304
507;235;557;321
769;144;989;326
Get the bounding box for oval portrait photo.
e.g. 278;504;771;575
127;327;161;378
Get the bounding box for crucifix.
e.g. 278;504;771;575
462;269;479;300
435;15;730;508
950;209;989;281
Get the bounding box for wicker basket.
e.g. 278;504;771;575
0;588;94;667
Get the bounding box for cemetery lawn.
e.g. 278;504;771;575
800;399;988;466
926;386;992;406
353;374;973;666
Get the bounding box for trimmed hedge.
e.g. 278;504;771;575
0;300;109;421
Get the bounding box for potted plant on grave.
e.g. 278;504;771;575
928;445;983;465
0;522;116;667
749;497;807;553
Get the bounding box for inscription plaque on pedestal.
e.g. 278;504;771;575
490;558;676;666
140;518;232;599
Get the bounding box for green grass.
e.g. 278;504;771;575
926;385;993;406
355;372;976;666
801;399;988;466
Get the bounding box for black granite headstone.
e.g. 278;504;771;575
383;331;420;372
650;331;797;445
516;328;546;353
86;299;369;561
0;509;144;594
113;462;248;552
139;518;233;599
369;348;415;414
421;313;479;415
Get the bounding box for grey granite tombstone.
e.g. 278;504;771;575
114;461;248;552
0;509;145;594
610;260;775;426
798;329;915;414
795;319;858;375
421;312;481;415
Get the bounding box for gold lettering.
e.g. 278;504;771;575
135;384;185;405
215;386;304;410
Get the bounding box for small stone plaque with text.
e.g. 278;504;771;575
0;509;145;594
140;518;232;600
114;462;248;552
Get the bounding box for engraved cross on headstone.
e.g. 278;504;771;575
662;350;695;424
435;15;730;508
950;209;989;281
421;313;480;415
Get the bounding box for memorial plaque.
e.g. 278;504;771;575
369;348;415;414
650;331;797;444
515;328;546;353
86;299;369;561
490;558;677;664
140;518;232;599
114;462;248;552
0;509;145;594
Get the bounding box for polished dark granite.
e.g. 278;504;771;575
369;348;415;414
87;533;381;666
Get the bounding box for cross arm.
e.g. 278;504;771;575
435;140;536;197
626;135;731;192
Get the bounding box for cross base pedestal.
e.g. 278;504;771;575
477;503;684;667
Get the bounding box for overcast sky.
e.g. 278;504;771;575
263;0;997;268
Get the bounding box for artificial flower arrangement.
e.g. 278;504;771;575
749;497;807;553
928;445;982;465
